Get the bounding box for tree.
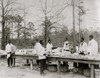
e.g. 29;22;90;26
39;0;69;47
14;15;23;39
27;22;35;39
76;0;87;43
0;0;16;49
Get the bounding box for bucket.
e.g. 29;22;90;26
60;65;68;72
78;68;84;74
47;64;57;72
95;69;100;78
83;69;90;77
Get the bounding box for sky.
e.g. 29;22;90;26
16;0;100;32
0;0;100;38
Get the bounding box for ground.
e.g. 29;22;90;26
0;58;87;78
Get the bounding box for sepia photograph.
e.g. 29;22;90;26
0;0;100;78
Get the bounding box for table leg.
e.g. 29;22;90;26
30;59;33;70
90;64;94;78
57;61;61;73
27;59;29;64
12;58;15;67
13;58;15;67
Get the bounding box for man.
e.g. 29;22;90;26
63;38;70;68
78;37;89;70
6;40;13;67
63;38;70;51
87;35;99;68
46;39;53;54
37;40;46;74
34;39;41;66
11;44;16;66
79;37;87;54
87;35;98;55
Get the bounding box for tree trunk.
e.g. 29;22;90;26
1;0;6;50
1;19;5;50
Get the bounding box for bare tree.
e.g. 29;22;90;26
0;0;16;49
39;0;70;47
14;15;23;39
27;22;35;39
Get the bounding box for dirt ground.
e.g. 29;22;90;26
0;58;87;78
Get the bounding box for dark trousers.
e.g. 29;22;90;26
36;60;40;66
7;53;15;67
40;59;46;74
74;62;78;68
7;57;13;67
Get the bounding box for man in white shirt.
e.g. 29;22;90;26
6;40;13;67
87;35;98;55
34;39;41;52
63;38;70;51
37;40;46;74
79;37;87;54
63;38;70;67
88;35;99;68
46;39;53;54
34;39;41;66
78;37;89;70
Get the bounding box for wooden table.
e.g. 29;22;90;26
11;55;100;78
12;55;38;70
56;57;100;78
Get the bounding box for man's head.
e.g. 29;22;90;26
65;38;68;41
8;40;11;44
36;39;39;42
40;40;43;45
81;37;84;42
89;35;94;40
32;43;35;47
48;39;51;43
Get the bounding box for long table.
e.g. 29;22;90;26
11;55;100;78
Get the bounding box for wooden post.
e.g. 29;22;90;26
90;64;94;78
30;59;33;70
72;0;76;52
57;61;61;73
44;0;47;48
13;58;15;67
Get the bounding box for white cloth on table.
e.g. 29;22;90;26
87;39;98;55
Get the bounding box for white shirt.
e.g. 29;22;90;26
6;43;13;53
87;39;98;55
11;45;16;53
79;42;87;52
63;41;70;50
76;46;79;52
34;42;46;59
34;42;40;51
46;43;53;52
